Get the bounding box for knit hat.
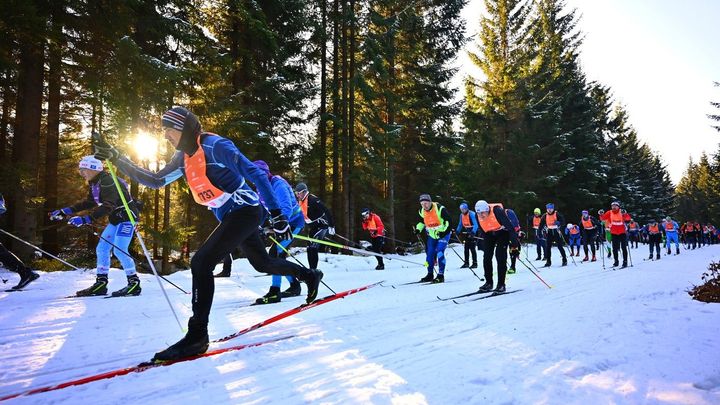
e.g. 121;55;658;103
162;107;188;131
474;200;490;213
611;201;621;208
546;203;555;210
567;223;573;229
79;155;104;171
253;160;270;175
459;203;469;210
361;208;370;217
295;182;308;193
162;106;202;154
534;208;541;215
419;194;432;203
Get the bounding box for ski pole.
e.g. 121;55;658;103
0;227;81;270
600;239;606;270
101;151;183;333
293;234;426;266
83;225;189;294
382;235;414;246
626;236;633;267
333;233;363;248
268;235;337;295
517;257;553;289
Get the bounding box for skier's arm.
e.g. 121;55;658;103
228;142;280;211
113;152;184;189
495;206;519;244
87;176;124;221
437;207;452;238
455;216;463;234
0;193;5;215
471;212;479;234
374;215;385;235
68;189;99;213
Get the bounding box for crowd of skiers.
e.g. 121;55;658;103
1;105;719;363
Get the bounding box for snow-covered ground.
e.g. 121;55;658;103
1;242;719;404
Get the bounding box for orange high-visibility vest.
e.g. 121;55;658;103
422;203;442;229
478;203;504;232
533;216;541;229
461;213;472;228
648;224;659;234
546;212;559;229
185;136;231;208
581;218;594;230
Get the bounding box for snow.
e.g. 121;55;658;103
1;243;720;404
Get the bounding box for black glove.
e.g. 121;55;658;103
413;227;421;235
270;209;291;241
509;238;520;249
92;131;120;162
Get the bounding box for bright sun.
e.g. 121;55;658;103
133;131;159;162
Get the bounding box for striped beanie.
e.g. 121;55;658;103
162;107;189;131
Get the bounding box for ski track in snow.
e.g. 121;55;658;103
1;244;719;404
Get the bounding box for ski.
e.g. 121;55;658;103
63;294;107;299
436;289;487;301
0;335;295;402
452;289;522;304
103;294;141;299
213;281;383;343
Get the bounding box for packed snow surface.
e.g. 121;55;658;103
1;243;719;404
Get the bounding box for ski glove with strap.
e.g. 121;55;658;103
93;134;120;162
270;209;291;241
68;215;92;227
50;207;73;221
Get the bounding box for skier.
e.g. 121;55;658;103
360;207;386;270
529;208;545;261
455;202;478;269
505;207;522;274
294;182;335;271
251;160;307;305
598;209;612;258
538;203;567;267
643;220;663;260
474;200;520;293
565;223;581;256
414;194;451;283
50;156;141;297
93;106;323;361
627;220;640;248
0;193;40;290
599;201;632;267
663;216;680;255
579;210;600;262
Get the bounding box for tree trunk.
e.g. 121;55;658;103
348;0;356;240
0;73;12;169
43;3;63;254
331;0;340;218
341;0;349;236
386;36;397;251
319;0;327;202
11;34;44;260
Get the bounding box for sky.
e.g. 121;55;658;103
456;0;720;184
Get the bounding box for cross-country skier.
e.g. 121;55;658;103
50;156;141;296
360;207;386;270
599;201;632;267
643;220;663;260
455;202;478;269
539;203;567;267
414;194;451;283
528;208;545;261
294;182;335;272
579;210;600;262
663;216;680;255
565;223;581;256
627;220;640;248
0;193;40;290
93;106;323;361
474;200;520;293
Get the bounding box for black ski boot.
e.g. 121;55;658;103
76;275;108;296
648;254;653;260
470;262;478;269
280;280;302;298
153;328;209;362
494;285;506;293
111;275;141;297
543;261;552;268
460;262;469;269
214;270;231;278
507;267;516;274
302;269;323;304
613;260;619;267
561;258;568;267
375;264;385;270
656;253;660;260
419;273;434;282
535;255;542;261
676;247;680;255
12;269;40;290
621;262;627;268
431;274;444;283
255;286;281;305
478;281;494;293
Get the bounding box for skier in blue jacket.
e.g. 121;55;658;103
94;106;323;362
455;202;478;268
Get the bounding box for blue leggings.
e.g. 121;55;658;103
96;222;136;276
271;227;303;288
666;232;679;249
425;234;450;275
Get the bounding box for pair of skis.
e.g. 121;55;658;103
0;281;382;402
437;289;522;304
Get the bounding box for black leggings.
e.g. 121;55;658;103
582;229;597;256
188;205;311;331
611;233;628;264
544;229;566;262
370;236;384;265
307;228;329;269
0;242;28;274
462;233;477;264
483;230;509;287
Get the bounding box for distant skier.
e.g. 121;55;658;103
579;210;600;262
539;203;567;267
565;223;581;256
505;207;522;274
360;207;386;270
50;156;141;297
474;200;520;293
599;201;632;268
0;193;40;290
414;194;451;283
627;220;640;248
642;220;663;260
528;208;545;261
294;182;335;271
663;216;680;255
598;209;612;258
455;202;478;269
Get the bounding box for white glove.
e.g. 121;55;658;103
328;227;335;236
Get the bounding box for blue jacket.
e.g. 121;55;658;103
263;175;305;230
114;133;278;221
0;193;5;215
456;211;479;234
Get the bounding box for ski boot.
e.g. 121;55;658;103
507;267;516;274
281;280;302;298
535;255;542;261
459;262;469;269
621;261;628;269
431;274;444;284
648;254;653;260
478;281;493;293
582;255;589;262
543;261;552;268
375;264;385;270
153;328;209;362
613;260;619;267
494;285;506;293
676;247;680;255
303;269;323;304
255;286;281;305
111;275;141;297
76;275;108;296
469;262;478;269
419;273;434;282
591;255;597;262
561;258;568;267
214;270;231;278
656;253;660;260
12;269;40;290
